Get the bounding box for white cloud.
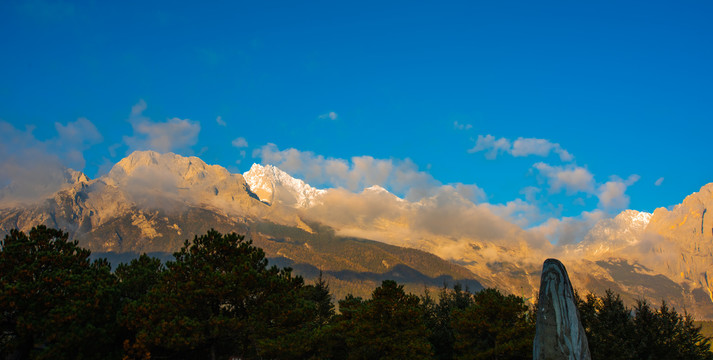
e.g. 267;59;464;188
131;99;147;116
123;100;201;153
53;117;103;170
253;143;485;202
107;143;121;158
216;116;226;126
318;111;338;120
511;138;553;157
533;162;595;194
520;186;541;203
533;162;640;212
51;117;103;169
454;121;472;130
483;198;543;228
511;137;573;161
529;210;606;245
469;134;573;162
467;134;511;159
0;118;103;205
231;137;248;148
597;175;640;210
125;118;200;153
54;117;102;145
655;177;664;186
302;183;551;262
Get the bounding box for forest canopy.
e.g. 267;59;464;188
1;226;711;359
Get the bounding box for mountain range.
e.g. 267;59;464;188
1;150;711;318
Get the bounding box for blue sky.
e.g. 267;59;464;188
1;0;711;233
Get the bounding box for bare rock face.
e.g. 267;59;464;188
533;258;591;360
646;183;713;245
644;183;713;299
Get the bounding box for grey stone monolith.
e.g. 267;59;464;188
533;258;591;360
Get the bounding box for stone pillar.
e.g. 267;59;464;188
533;258;591;360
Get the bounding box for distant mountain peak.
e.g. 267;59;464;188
361;185;406;203
364;185;388;193
94;151;268;220
616;209;653;227
107;150;232;186
243;163;325;208
65;168;90;184
647;182;713;240
2;151;713;318
0;167;90;208
571;209;652;257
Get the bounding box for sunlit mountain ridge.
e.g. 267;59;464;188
1;151;711;318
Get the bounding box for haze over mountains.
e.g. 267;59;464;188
1;151;712;318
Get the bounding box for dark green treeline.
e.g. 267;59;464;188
1;226;711;359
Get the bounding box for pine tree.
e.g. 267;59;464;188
576;290;634;360
451;288;534;360
115;253;165;302
632;300;712;360
0;226;120;360
577;290;713;360
114;253;165;358
303;271;335;326
331;280;433;360
122;229;310;360
421;283;475;360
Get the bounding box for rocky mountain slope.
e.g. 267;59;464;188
646;184;713;289
1;151;712;317
561;184;713;318
0;151;483;300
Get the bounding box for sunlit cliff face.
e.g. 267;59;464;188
1;151;712;317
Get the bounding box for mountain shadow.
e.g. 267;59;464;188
269;256;484;291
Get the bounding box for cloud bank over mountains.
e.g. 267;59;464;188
0;101;647;247
0;118;101;205
254;143;486;204
4;148;711;318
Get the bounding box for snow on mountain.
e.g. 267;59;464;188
2;151;713;317
364;185;389;194
243;163;325;208
362;185;407;201
572;210;652;257
0;151;270;249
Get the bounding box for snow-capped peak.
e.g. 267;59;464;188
573;209;653;257
364;185;389;193
243;163;325;208
616;209;652;227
